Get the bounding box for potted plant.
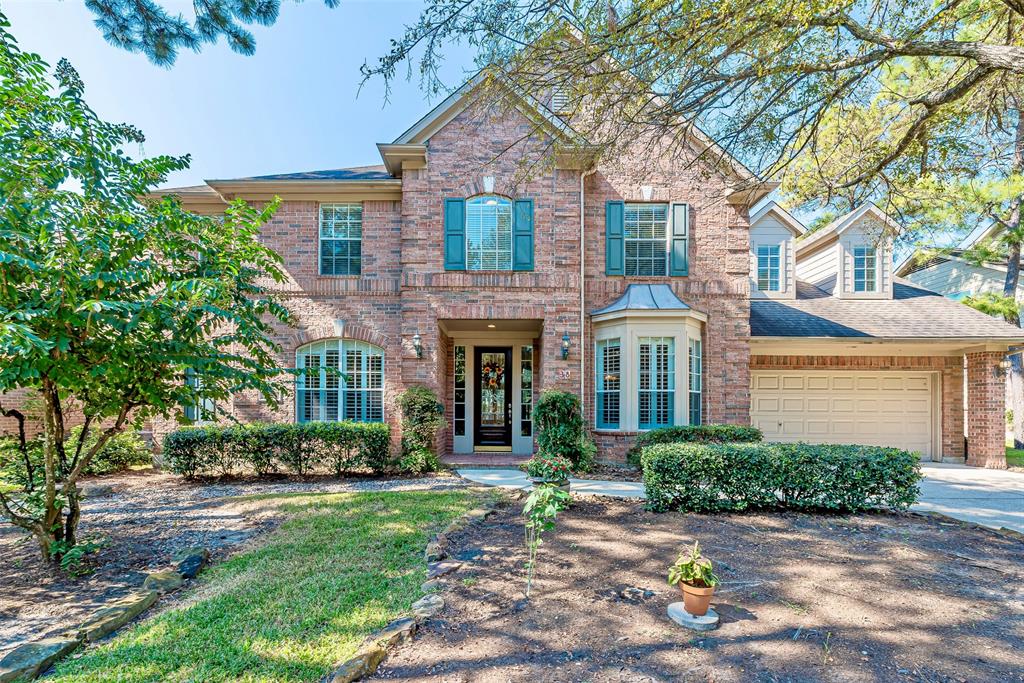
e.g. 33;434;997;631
667;541;719;616
521;453;572;493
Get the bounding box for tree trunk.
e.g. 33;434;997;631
1003;107;1024;448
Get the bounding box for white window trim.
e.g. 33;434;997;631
623;202;670;277
295;339;384;423
853;245;879;293
756;244;782;292
318;203;363;277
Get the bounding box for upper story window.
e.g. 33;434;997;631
320;203;362;276
296;339;383;423
466;195;513;270
756;244;781;291
853;246;877;292
625;203;669;276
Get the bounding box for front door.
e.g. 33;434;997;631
474;347;512;449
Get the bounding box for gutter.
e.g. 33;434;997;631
579;165;597;402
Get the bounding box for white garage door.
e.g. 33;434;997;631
750;371;936;459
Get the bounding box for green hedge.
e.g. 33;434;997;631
1;429;151;487
627;424;762;467
163;422;391;479
641;442;921;513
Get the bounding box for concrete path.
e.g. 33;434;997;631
913;462;1024;533
457;468;645;499
459;464;1024;533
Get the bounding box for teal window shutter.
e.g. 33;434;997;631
605;200;625;276
444;198;466;270
670;202;689;276
512;198;534;271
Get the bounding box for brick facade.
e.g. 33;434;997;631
965;351;1008;468
1;95;1014;469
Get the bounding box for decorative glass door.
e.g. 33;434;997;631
474;347;512;447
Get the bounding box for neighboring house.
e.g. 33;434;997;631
3;73;1021;468
896;224;1024;301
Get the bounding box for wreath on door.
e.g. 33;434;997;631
481;362;504;389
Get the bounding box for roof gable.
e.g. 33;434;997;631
797;202;899;255
750;200;806;236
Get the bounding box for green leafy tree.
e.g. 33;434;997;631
84;0;340;66
0;15;293;561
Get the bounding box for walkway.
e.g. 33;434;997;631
913;462;1024;533
458;463;1024;533
457;468;645;498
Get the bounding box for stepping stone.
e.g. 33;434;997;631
411;594;444;619
143;571;184;593
73;590;159;642
452;548;484;562
0;637;81;682
426;560;461;579
174;547;210;579
667;602;720;631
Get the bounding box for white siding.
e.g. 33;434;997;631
906;259;1024;301
795;240;839;293
749;216;796;299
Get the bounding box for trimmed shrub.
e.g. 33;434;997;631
627;424;762;467
1;428;151;485
397;386;446;473
641;441;921;513
163;421;391;479
534;390;595;472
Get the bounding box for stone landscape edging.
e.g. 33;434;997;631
0;547;210;682
321;489;501;683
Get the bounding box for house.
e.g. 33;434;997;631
6;73;1020;469
896;224;1024;301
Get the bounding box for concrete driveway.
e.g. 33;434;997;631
914;463;1024;533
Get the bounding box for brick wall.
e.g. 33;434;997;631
966;351;1007;468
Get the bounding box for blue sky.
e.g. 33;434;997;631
4;0;475;188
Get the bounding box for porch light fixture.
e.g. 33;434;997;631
999;358;1012;370
412;333;423;359
561;333;571;360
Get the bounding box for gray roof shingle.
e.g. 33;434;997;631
750;280;1024;339
229;165;393;181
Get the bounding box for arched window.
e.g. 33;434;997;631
466;195;513;271
296;339;384;423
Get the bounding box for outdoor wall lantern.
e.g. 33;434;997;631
412;333;423;359
561;333;571;360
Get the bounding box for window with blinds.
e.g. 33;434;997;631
319;203;362;275
624;203;669;276
688;338;702;425
854;246;877;292
466;195;513;271
596;339;621;429
638;336;675;429
756;244;781;291
296;339;383;423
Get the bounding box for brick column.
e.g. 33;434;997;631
966;351;1008;468
941;362;965;461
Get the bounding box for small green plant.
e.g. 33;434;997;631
533;390;595;472
522;483;570;598
53;537;105;576
521;454;572;481
667;541;719;588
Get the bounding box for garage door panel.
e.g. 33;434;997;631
750;371;935;459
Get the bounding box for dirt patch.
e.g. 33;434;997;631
0;469;465;657
573;463;642;482
375;496;1024;682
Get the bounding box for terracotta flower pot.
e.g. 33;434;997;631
679;582;715;616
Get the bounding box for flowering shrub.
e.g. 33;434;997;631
522;454;572;481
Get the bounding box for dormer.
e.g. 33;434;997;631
749;201;805;300
795;203;897;300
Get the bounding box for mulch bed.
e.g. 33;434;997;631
0;469;464;657
375;496;1024;683
573;463;643;482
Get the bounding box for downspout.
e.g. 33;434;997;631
580;165;597;402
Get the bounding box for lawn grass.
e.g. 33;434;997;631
48;489;485;683
1007;447;1024;467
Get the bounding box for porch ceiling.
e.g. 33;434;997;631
438;318;543;334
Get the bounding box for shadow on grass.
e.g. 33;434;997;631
46;490;482;683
